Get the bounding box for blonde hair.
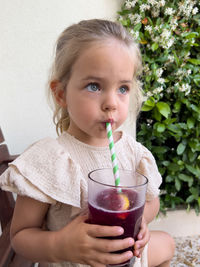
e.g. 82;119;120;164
48;19;143;134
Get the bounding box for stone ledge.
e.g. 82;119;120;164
149;209;200;237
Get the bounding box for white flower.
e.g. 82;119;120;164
166;87;173;93
165;7;175;16
143;65;151;75
192;7;198;15
168;55;174;62
185;52;191;59
147;0;157;6
128;14;135;23
151;8;160;17
153;86;164;94
125;0;137;9
156;68;164;78
179;83;191;95
159;0;166;7
178;1;195;17
175;82;179;88
146;91;153;97
187;69;192;75
170;18;178;31
129;14;141;24
145;25;153;33
125;1;132;9
131;0;137;8
161;29;171;39
166;38;174;48
158;78;165;84
130;30;139;39
140;4;150;12
153;36;160;43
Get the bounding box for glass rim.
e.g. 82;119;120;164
88;168;148;189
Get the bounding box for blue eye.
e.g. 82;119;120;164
86;83;100;92
118;86;129;95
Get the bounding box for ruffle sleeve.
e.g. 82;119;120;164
137;145;162;201
0;137;85;208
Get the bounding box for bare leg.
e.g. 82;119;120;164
148;231;175;267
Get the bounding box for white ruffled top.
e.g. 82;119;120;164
0;131;162;267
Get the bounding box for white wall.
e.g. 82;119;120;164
0;0;124;154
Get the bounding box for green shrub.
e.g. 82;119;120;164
118;0;200;213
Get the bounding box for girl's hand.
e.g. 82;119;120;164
53;214;134;267
133;217;150;258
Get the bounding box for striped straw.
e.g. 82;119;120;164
106;122;120;187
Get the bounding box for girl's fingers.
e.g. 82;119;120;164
87;224;124;238
134;230;150;257
94;237;134;253
133;220;150;258
93;250;133;266
89;261;106;267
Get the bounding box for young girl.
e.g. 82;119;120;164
0;19;174;267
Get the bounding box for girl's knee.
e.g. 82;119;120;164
169;234;175;259
148;231;175;265
162;232;175;260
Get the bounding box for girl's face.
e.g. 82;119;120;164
64;39;135;146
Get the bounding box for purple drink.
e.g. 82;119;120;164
88;188;144;253
88;169;148;267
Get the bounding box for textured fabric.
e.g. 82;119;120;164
0;131;162;267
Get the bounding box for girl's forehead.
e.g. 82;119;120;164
70;39;135;80
84;38;133;54
75;39;135;68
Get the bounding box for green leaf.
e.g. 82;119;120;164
187;117;195;129
189;187;199;199
166;175;174;182
188;59;200;65
152;107;162;121
141;97;155;111
175;178;181;191
152;43;159;51
141;104;154;111
134;23;142;32
168;163;180;171
173;101;181;112
156;102;171;118
152;146;168;154
186;164;200;176
198;197;200;207
167;124;180;133
178;174;193;187
154;122;166;132
183;32;199;39
186;195;194;203
177;143;186;155
173;51;180;66
188;151;197;162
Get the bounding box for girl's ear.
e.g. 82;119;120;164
50;80;67;107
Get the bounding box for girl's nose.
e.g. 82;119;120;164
102;92;117;111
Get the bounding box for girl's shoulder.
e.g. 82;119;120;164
0;134;84;207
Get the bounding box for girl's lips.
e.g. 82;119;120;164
105;119;114;124
102;119;114;129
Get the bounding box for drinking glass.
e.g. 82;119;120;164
88;168;148;267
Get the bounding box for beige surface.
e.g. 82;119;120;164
149;209;200;237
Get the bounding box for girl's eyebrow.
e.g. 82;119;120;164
82;76;102;81
82;76;132;84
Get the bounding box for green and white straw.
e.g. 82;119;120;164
106;122;120;187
